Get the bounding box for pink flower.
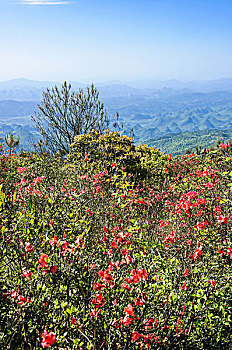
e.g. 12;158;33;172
17;167;27;174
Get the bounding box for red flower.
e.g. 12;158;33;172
92;293;105;307
209;280;216;288
218;215;228;224
132;331;144;341
22;270;33;280
122;316;135;326
11;290;18;298
129;268;149;283
50;235;58;247
111;162;117;168
71;317;76;325
182;282;188;291
112;319;121;329
38;254;49;269
17;167;27;174
93;282;105;290
183;269;189;277
103;226;108;233
25;242;33;253
111;241;117;249
90;309;101;319
98;270;114;282
124;304;135;317
144;318;158;330
17;295;33;305
41;331;57;348
122;283;131;291
50;266;57;274
133;298;144;306
190;247;202;260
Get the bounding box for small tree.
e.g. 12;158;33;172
4;132;20;155
31;82;109;154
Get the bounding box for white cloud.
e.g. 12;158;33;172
18;0;70;5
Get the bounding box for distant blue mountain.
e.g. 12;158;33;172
1;77;232;150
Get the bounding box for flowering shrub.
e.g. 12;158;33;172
68;129;143;176
0;140;232;349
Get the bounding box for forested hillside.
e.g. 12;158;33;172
145;128;232;154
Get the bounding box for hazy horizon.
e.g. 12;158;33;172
0;77;232;87
2;76;232;84
1;0;232;82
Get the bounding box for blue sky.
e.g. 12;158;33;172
1;0;232;83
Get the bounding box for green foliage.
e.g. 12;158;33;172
69;129;144;175
0;140;232;349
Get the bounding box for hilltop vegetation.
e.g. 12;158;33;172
0;131;231;349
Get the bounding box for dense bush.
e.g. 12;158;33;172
0;137;232;349
68;129;142;175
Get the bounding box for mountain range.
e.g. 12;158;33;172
1;78;232;152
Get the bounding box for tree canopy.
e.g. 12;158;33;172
32;82;109;154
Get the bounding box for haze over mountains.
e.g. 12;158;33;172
1;77;232;100
1;78;232;152
125;78;232;92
